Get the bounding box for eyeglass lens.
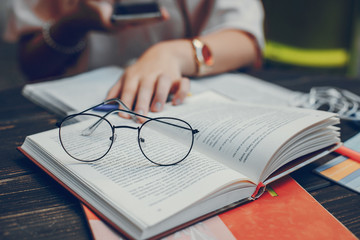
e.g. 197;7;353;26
59;114;114;162
138;118;194;165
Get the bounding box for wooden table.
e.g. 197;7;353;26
1;70;360;239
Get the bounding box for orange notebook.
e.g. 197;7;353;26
315;133;360;194
82;176;356;240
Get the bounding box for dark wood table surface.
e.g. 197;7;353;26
1;69;360;239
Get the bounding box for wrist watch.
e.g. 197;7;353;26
191;38;214;76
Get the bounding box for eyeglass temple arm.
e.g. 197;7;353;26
84;110;199;137
106;103;199;135
100;100;195;132
103;99;138;122
80;98;137;136
75;98;137;121
80;99;199;136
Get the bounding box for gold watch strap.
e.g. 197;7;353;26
191;38;213;75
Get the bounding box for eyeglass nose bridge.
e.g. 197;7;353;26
111;125;140;142
113;125;139;130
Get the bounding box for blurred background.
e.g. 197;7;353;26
262;0;360;76
0;0;359;91
0;0;24;90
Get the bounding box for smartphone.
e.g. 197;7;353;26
111;1;162;22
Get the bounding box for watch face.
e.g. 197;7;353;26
202;44;214;66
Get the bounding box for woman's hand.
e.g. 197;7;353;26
19;0;169;80
106;40;194;119
73;0;115;31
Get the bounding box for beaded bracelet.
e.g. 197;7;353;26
42;22;86;54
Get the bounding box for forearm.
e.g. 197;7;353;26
199;29;259;75
156;29;259;77
19;36;83;81
18;16;89;81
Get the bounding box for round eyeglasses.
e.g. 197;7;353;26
58;108;199;166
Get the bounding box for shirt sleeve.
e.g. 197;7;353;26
201;0;265;50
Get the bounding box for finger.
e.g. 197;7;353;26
99;1;116;28
85;0;114;29
118;75;139;119
106;76;122;100
150;75;172;112
105;75;132;119
134;79;155;122
171;77;190;106
160;7;170;21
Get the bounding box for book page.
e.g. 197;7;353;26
23;67;123;115
24;117;251;228
154;92;338;183
191;73;301;106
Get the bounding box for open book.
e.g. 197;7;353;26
19;92;340;239
22;66;301;117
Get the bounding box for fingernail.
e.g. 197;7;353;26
174;98;182;105
136;109;144;115
119;112;129;118
154;102;162;111
135;110;144;123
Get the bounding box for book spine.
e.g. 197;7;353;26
251;182;266;200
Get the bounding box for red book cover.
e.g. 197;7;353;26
82;175;357;240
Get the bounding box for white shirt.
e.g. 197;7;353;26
4;0;264;70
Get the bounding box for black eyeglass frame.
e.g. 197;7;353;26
57;99;199;166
